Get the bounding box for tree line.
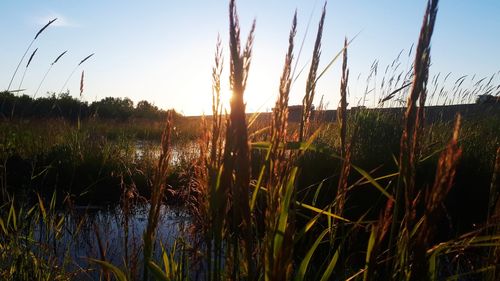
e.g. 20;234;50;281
0;91;173;121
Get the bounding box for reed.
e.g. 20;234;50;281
59;53;95;96
363;200;394;281
143;111;173;281
6;18;57;91
338;38;348;159
299;3;326;142
210;36;224;174
16;48;38;91
412;114;462;281
9;47;41;118
34;50;68;99
219;0;256;278
333;37;350;227
205;36;226;281
264;12;297;281
390;1;439;277
270;11;296;181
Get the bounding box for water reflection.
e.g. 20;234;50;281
134;140;199;166
36;203;190;280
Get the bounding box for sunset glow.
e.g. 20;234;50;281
1;1;499;115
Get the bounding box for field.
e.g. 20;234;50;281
1;0;500;280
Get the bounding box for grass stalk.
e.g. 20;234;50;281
333;37;350;239
6;18;57;91
299;2;326;142
17;48;38;91
58;53;94;96
143;111;173;281
390;1;439;276
411;114;462;281
34;50;68;99
264;12;297;281
487;147;500;280
206;35;225;281
218;0;256;278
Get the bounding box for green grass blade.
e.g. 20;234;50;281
352;165;394;201
319;246;341;281
148;261;171;281
274;167;298;255
429;252;437;281
250;164;266;211
294;228;329;281
161;243;171;277
303;127;323;152
296;201;351;222
0;217;6;235
50;190;57;211
9;201;17;231
250;141;271;150
363;225;377;281
312;180;326;206
37;194;47;223
314;32;360;85
88;258;128;281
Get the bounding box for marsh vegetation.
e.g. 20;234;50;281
1;0;500;280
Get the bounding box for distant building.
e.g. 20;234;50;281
476;94;500;104
286;105;317;122
281;105;302;122
350;106;366;111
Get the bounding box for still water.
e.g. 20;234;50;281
35;203;192;280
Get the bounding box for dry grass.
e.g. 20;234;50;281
390;1;439;278
270;11;296;183
264;12;298;281
333;38;350;225
299;3;326;142
412;114;462;281
143;111;173;281
217;0;256;278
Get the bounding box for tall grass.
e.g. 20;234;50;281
264;11;297;281
390;1;438;279
204;35;225;281
484;147;500;281
299;3;326;142
17;48;38;91
58;53;95;96
218;0;256;278
143;111;173;281
6;18;57;91
34;50;68;99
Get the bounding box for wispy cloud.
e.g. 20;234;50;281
34;11;80;28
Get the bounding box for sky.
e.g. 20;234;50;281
1;0;499;115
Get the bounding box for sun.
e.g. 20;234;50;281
217;87;232;113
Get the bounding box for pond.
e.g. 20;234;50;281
134;140;200;166
35;203;192;280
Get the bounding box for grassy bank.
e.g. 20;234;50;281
0;118;201;206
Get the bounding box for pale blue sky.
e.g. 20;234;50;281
1;1;499;115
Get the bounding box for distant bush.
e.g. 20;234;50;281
0;91;175;121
